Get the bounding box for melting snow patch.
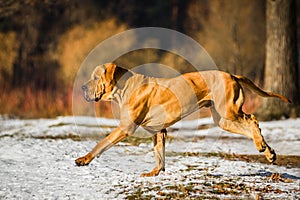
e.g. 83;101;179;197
0;116;299;199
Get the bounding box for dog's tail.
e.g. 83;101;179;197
233;75;291;103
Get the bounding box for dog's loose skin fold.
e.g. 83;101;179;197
75;63;291;176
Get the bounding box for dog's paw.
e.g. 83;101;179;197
75;157;88;166
141;171;159;177
140;167;163;177
264;147;276;163
75;153;93;166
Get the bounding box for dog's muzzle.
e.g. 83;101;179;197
82;85;102;102
82;85;92;102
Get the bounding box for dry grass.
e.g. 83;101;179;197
0;86;120;119
0;86;72;118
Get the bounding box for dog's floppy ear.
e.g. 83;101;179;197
104;63;117;82
105;63;133;88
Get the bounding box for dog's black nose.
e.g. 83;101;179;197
82;85;87;91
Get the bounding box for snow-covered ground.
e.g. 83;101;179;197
0;116;299;199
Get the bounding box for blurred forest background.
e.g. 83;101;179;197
0;0;299;119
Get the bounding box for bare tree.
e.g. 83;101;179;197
258;0;299;120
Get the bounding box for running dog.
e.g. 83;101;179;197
75;63;290;176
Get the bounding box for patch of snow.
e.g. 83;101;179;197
170;117;214;130
0;116;299;199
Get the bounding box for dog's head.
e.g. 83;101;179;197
82;63;132;102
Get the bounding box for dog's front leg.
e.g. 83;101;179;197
75;127;130;166
141;129;167;177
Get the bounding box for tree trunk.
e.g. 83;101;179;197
257;0;299;120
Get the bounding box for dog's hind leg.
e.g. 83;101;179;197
211;107;276;163
220;114;276;163
141;129;167;177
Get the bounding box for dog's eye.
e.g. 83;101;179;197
94;76;99;81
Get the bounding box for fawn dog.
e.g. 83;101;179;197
75;63;290;176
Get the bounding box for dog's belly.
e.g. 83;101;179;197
141;106;181;133
140;98;200;133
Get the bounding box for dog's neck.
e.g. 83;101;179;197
111;72;150;106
